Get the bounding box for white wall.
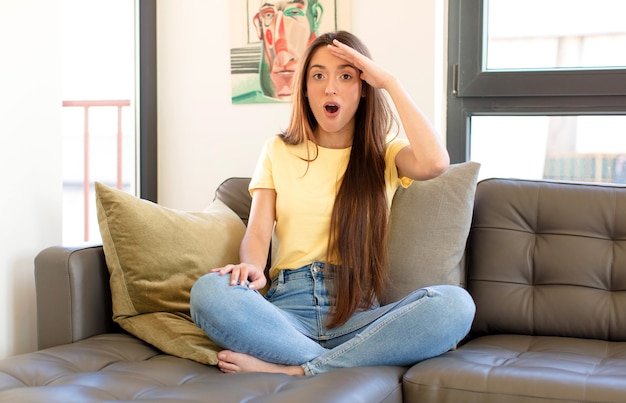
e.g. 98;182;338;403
0;0;63;358
157;0;447;210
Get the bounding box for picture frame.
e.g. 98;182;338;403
230;0;352;104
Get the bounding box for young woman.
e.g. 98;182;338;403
190;31;475;376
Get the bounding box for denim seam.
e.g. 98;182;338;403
305;287;435;374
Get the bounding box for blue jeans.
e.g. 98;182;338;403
190;262;475;375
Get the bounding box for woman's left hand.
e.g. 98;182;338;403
327;39;396;90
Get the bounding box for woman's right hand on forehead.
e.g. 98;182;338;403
328;39;395;91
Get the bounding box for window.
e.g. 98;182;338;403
447;0;626;184
485;0;626;71
61;0;156;244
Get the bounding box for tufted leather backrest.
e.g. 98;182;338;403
468;178;626;341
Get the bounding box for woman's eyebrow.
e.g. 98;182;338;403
309;63;358;71
341;64;359;71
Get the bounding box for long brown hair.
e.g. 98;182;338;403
280;31;396;327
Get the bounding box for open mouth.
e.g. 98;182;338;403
324;103;339;114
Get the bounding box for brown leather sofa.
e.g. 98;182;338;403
406;178;626;402
2;172;626;402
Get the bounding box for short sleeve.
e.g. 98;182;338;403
249;137;276;196
385;137;412;189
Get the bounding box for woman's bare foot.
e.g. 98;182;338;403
217;350;305;376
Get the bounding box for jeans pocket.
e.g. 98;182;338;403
264;278;283;302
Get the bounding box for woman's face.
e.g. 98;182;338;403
306;45;363;147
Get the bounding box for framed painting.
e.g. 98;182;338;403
230;0;352;104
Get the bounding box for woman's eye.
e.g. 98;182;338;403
313;73;324;80
340;73;352;80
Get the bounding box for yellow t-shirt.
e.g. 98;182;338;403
249;136;411;280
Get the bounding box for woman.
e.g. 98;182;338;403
190;31;475;376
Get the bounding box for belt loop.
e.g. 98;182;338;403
277;269;285;284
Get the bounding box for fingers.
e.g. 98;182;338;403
246;278;262;290
211;264;247;286
328;39;390;89
246;267;267;290
229;265;246;286
328;39;363;66
211;263;266;290
211;264;237;276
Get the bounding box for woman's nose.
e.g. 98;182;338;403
325;83;337;95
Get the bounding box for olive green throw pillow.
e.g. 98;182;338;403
384;161;481;304
95;182;246;365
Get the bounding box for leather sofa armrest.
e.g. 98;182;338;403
34;244;117;350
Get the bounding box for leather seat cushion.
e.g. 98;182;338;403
0;333;404;403
403;334;626;402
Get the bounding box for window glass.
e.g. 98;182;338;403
485;0;626;70
470;115;626;183
61;0;136;244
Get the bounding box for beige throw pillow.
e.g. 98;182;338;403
384;161;481;304
95;182;246;365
